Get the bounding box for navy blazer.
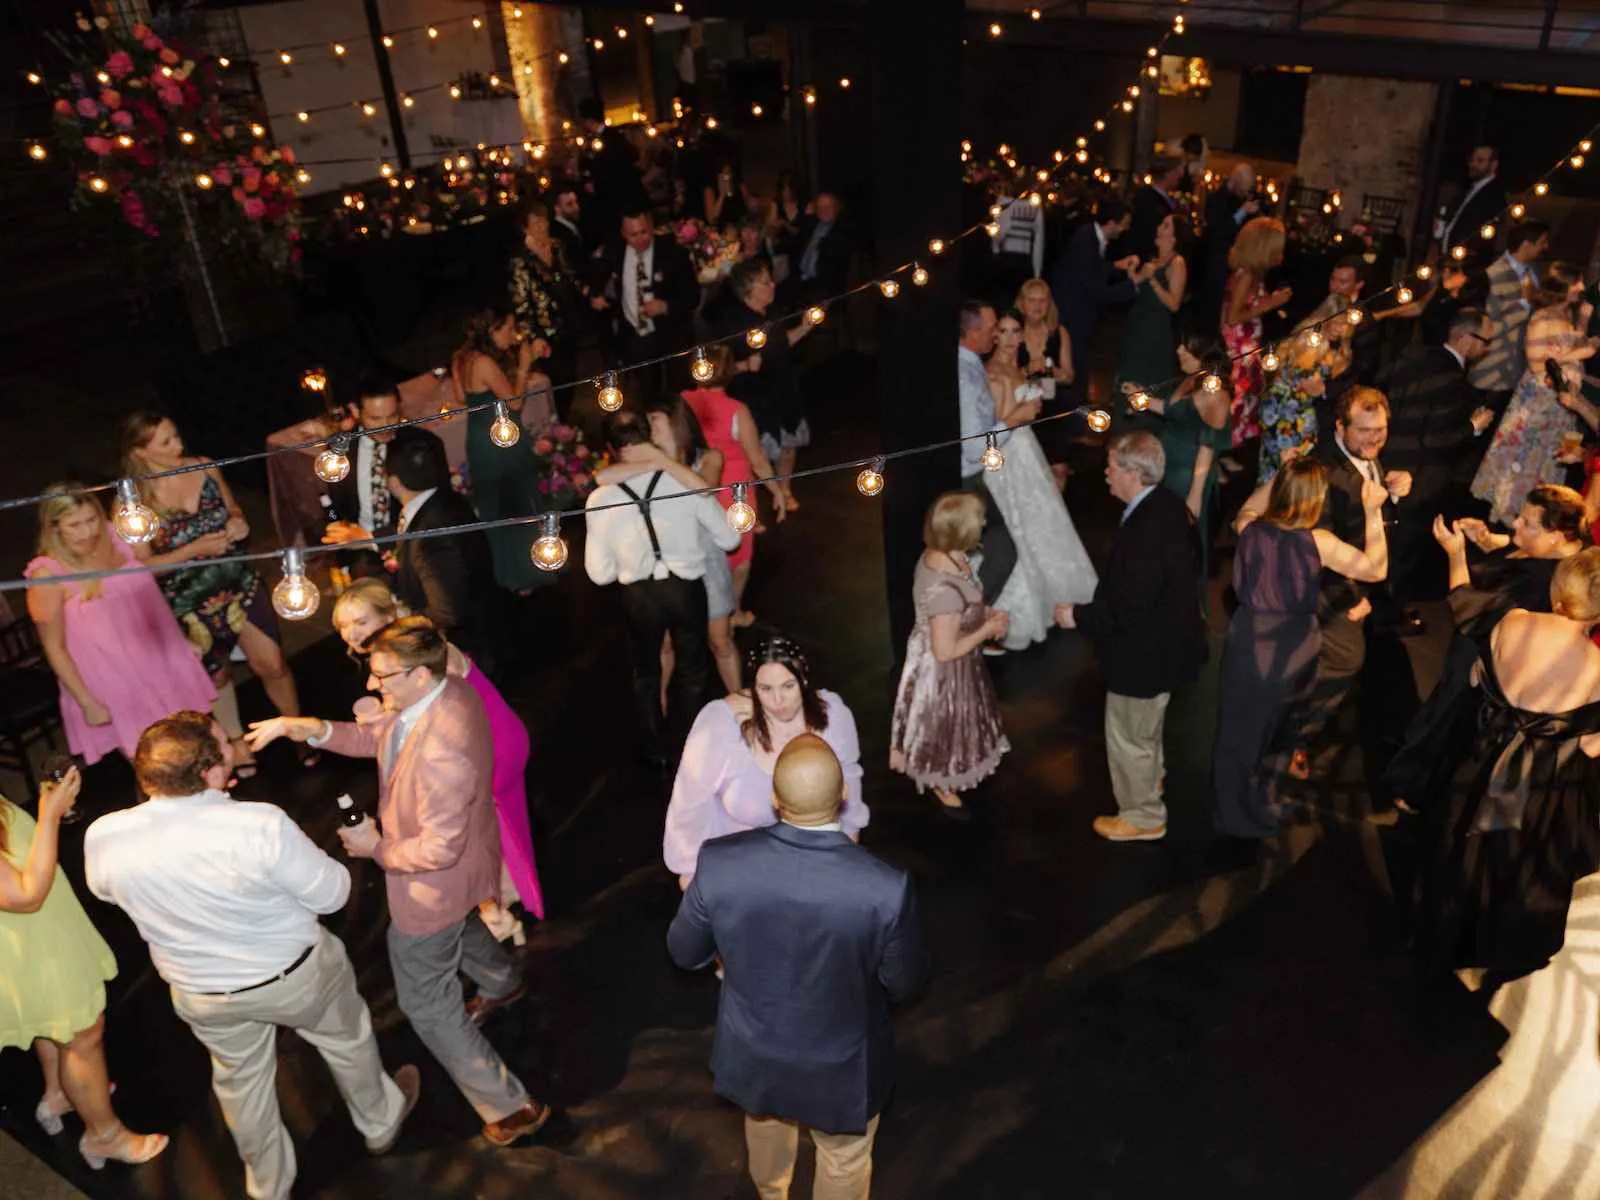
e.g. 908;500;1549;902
1050;222;1136;342
667;823;926;1134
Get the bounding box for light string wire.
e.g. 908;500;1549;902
0;403;1097;595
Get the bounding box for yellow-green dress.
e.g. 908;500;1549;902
0;806;117;1049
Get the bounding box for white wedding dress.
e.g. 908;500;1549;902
985;421;1099;650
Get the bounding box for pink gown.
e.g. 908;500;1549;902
462;659;544;919
683;387;755;570
25;535;216;764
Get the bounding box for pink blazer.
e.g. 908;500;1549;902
320;678;501;936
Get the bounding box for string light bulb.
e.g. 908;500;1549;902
988;21;1002;37
804;305;826;327
1572;154;1587;169
929;238;946;256
1085;409;1112;434
296;110;309;123
279;50;293;66
911;264;930;287
300;367;328;394
27;143;46;160
26;71;41;85
1451;244;1468;261
1396;286;1414;305
489;401;520;447
194;172;214;189
361;102;377;117
1480;223;1496;240
980;433;1005;472
839;77;851;89
1129;390;1151;412
880;278;900;298
333;42;347;57
1345;307;1364;326
1202;373;1223;392
1415;263;1433;281
449;84;462;99
474;15;484;28
856;458;886;497
558;51;569;64
382;35;394;48
271;548;320;620
986;222;1000;237
597;372;624;412
529;513;568;572
1304;328;1325;349
747;327;768;350
1510;204;1526;219
1029;192;1042;207
250;122;265;137
178;130;195;145
1583;140;1594;153
88;176;108;192
402;94;414;108
1261;350;1280;373
112;479;157;544
726;483;757;533
690;348;716;383
426;25;439;38
1535;181;1550;196
314;435;351;483
217;56;230;68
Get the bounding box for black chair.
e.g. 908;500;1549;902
0;618;65;803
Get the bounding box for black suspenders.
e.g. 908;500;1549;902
617;470;667;572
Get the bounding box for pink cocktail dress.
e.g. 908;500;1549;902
26;535;216;763
683;387;755;570
461;658;544;919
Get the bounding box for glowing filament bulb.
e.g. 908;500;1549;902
880;278;900;298
362;102;377;117
112;479;157;544
427;25;439;39
178;130;195;145
88;176;108;192
1535;182;1549;196
272;548;320;620
911;264;930;287
1202;373;1223;392
856;458;886;497
530;514;568;572
1029;192;1042;207
1396;286;1414;305
1480;223;1496;240
690;348;716;383
980;433;1005;472
333;43;347;56
382;35;394;48
26;71;41;85
194;172;213;189
726;483;757;533
279;50;293;66
1451;244;1468;261
1346;307;1364;326
449;84;462;99
1261;350;1280;372
473;16;483;28
301;367;328;393
1415;264;1433;281
1510;204;1526;219
489;401;520;447
804;305;826;327
928;238;946;256
597;372;623;412
747;326;768;350
1129;391;1151;412
1572;155;1586;169
402;94;414;108
296;111;310;123
986;222;1000;237
28;143;46;160
250;123;265;137
1304;329;1325;349
1094;119;1106;132
315;435;351;483
988;22;1002;36
557;52;569;65
1085;409;1112;434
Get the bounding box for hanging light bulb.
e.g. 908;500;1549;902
911;264;930;287
980;432;1005;472
382;34;394;48
473;14;484;27
726;483;758;532
1451;244;1468;261
333;42;347;57
361;101;378;117
1396;286;1414;305
194;172;214;189
747;326;768;350
1534;181;1549;196
1201;373;1223;393
595;372;624;412
28;143;46;160
1415;263;1434;281
426;25;439;39
112;479;157;544
314;435;352;483
88;175;108;192
986;221;1000;237
1261;350;1280;373
488;401;521;447
26;71;41;85
178;129;196;145
928;238;946;256
217;56;230;68
856;458;886;497
1572;154;1586;169
1129;390;1151;412
690;348;716;383
804;305;826;327
300;366;328;394
1509;203;1526;219
1480;223;1496;240
1345;307;1364;326
880;278;900;298
1085;409;1112;433
272;548;320;620
1304;328;1325;349
296;110;310;123
279;50;293;66
402;94;414;108
530;513;568;572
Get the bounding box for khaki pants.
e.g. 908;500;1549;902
745;1113;880;1200
171;928;406;1200
1104;691;1171;830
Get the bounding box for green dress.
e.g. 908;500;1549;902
0;806;117;1049
1116;261;1180;407
1156;393;1230;601
465;388;547;593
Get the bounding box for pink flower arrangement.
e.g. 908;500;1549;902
530;423;600;504
105;51;133;79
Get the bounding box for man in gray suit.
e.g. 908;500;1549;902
668;735;926;1200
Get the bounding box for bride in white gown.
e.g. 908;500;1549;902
983;310;1099;650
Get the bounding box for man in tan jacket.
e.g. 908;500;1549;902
248;620;549;1146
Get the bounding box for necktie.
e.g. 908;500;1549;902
383;718;405;777
369;439;390;531
634;250;653;335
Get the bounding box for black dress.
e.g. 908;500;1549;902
1018;328;1078;461
1212;522;1323;838
1414;645;1600;978
1380;551;1558;812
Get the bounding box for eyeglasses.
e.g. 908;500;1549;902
369;666;414;683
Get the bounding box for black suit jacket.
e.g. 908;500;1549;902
1049;223;1136;346
1075;485;1205;698
667;823;927;1134
551;215;585;271
1125;185;1180;262
1441;177;1509;253
1377;344;1488;497
791;215;853;297
588;234;699;358
1311;438;1393;616
394;488;497;669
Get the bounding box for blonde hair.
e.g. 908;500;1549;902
1552;548;1600;623
34;484;110;600
923;491;985;553
1014;278;1060;331
1228;217;1286;275
331;577;407;643
1261;458;1329;531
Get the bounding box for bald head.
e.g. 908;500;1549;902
772;733;845;826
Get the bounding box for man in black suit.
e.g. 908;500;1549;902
549;183;585;268
320;373;404;580
1434;144;1509;259
667;734;926;1199
588;210;699;406
1056;432;1205;843
1048;198;1138;380
790;190;852;304
1377;308;1497;616
1200;163;1262;330
384;430;498;674
1124;154;1185;262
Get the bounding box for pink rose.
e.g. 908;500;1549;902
573;473;591;489
75;97;100;118
212;166;232;185
143;35;163;51
575;445;591;460
111;109;134;129
131;23;151;40
99;89;120;108
159;48;179;65
242;166;261;192
53;98;72;117
83;135;112;155
552;424;575;440
534;438;554;455
231;186;245;203
157;85;183;108
242;196;266;219
279;146;296;165
106;51;134;79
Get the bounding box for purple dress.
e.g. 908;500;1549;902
26;536;216;764
462;659;544;919
663;690;866;876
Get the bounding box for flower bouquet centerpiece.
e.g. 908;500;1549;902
675;217;738;284
530;423;601;510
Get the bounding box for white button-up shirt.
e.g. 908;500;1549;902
354;435;387;531
621;242;656;335
85;790;350;993
396;487;437;534
584;469;739;585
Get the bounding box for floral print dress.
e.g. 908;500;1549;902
1222;269;1266;447
1257;342;1333;483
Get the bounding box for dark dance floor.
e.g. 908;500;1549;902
0;352;1510;1199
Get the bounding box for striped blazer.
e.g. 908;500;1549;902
1468;254;1533;393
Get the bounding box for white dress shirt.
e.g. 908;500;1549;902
384;677;447;770
1440;173;1495;249
1122;484;1156;524
85;790;350;993
781;819;843;833
396;487;437;534
584;469;739;585
621;242;656;335
1336;435;1382;484
958;344;1009;478
355;435;386;531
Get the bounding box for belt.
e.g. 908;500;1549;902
203;944;316;997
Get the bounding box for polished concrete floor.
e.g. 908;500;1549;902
0;351;1512;1199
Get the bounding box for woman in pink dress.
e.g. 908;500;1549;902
332;582;544;938
25;486;216;763
1220;217;1292;452
682;345;788;626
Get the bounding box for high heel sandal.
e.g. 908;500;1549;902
79;1126;168;1170
36;1082;116;1136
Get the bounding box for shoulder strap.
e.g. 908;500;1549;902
616;471;666;563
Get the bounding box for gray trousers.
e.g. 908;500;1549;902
171;928;406;1200
386;915;529;1123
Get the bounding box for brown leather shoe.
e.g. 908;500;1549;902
1092;815;1166;842
365;1064;421;1155
483;1100;552;1147
465;981;527;1027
